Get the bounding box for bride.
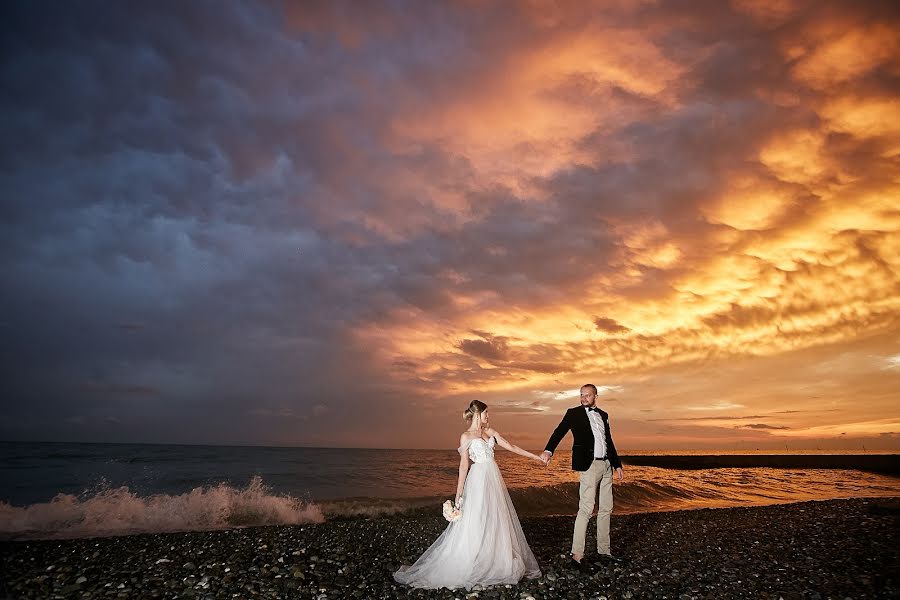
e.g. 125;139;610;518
394;400;544;589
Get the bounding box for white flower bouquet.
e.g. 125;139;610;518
442;498;462;522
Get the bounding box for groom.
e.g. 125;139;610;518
541;384;625;571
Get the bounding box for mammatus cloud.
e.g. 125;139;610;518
0;1;897;448
594;318;630;334
341;1;900;447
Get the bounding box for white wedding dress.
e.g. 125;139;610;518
394;436;542;589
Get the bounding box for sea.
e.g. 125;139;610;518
1;442;898;540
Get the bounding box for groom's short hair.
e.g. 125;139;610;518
581;383;598;394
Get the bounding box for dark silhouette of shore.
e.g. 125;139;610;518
621;454;900;475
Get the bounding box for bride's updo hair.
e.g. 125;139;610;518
463;400;488;421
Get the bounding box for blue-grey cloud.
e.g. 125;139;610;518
1;0;897;448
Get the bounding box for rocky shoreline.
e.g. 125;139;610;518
2;497;898;599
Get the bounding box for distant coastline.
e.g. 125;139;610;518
2;440;899;454
621;454;900;476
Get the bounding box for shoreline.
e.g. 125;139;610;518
2;497;898;599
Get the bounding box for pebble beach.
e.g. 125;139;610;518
2;497;897;599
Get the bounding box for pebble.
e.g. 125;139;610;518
1;498;896;599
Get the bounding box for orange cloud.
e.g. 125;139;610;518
290;0;900;448
791;22;899;90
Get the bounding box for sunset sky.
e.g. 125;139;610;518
1;0;898;451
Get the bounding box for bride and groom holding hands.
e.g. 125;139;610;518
394;384;625;590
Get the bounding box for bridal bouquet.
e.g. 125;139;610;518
442;499;462;522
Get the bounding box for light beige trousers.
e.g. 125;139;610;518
571;458;613;557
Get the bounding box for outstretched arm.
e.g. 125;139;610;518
455;435;471;505
489;429;543;462
541;410;571;463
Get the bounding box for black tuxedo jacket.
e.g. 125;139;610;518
544;406;622;472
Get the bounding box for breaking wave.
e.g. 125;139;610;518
0;476;323;540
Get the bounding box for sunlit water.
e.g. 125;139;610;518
1;442;897;539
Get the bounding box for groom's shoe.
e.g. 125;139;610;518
597;553;627;565
568;558;590;573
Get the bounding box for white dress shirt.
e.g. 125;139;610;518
586;406;608;459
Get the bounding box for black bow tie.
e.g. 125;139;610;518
587;407;601;413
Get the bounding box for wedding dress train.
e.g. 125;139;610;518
394;436;541;589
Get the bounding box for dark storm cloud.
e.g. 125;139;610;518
1;0;897;448
0;1;412;443
458;336;510;362
77;382;161;397
594;317;630;334
456;333;569;375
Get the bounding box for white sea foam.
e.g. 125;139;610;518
0;475;323;540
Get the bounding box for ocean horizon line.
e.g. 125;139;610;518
2;439;899;454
